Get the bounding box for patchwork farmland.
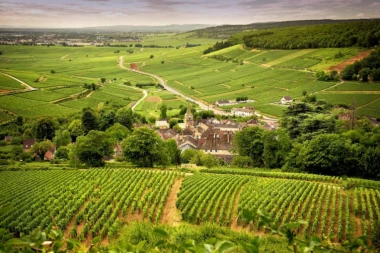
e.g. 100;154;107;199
1;43;379;120
1;168;380;246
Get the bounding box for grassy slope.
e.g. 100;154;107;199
0;38;379;119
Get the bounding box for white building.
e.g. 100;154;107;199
155;120;169;129
231;107;255;117
281;96;293;104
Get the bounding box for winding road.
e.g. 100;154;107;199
0;72;37;91
119;56;278;121
130;86;148;111
119;56;231;116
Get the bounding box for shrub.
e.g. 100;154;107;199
11;136;23;145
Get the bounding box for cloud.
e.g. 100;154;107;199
0;0;377;28
356;12;365;17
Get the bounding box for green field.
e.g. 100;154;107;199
1;43;379;119
1;168;379;248
0;73;24;91
134;87;190;118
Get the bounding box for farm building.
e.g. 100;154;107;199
281;96;293;104
231;107;255;117
23;139;36;151
338;113;351;121
113;143;123;158
215;100;231;107
156;129;179;140
177;136;199;152
198;130;234;156
155;120;169;129
4;136;12;143
43;144;56;161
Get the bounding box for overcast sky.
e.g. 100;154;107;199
0;0;379;28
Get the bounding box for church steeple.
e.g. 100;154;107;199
186;103;191;114
185;103;194;128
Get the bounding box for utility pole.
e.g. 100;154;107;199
350;100;357;130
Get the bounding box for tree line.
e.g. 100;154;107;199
233;95;380;180
341;48;380;81
205;20;380;51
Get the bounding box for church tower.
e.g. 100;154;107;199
185;103;194;128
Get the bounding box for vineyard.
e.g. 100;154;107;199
0;169;181;242
1;168;380;246
177;171;380;244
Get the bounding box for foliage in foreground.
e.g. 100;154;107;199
0;208;376;253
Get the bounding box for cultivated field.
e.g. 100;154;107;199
1;42;379;119
1;168;379;246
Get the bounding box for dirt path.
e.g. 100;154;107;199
64;198;92;239
321;80;343;92
119;56;231;116
357;97;380;109
326;50;373;72
86;91;95;98
0;72;36;91
230;188;243;232
161;178;183;226
60;52;78;60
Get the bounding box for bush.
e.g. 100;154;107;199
50;70;56;74
11;136;23;145
0;140;7;146
0;159;9;165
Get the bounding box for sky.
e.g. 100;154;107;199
0;0;379;28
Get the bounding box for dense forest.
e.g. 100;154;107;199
203;20;380;53
190;19;376;39
229;20;380;49
341;48;380;81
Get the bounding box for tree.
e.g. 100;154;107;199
33;117;59;141
181;149;198;163
169;119;178;129
53;130;71;148
122;127;164;167
202;153;218;168
231;156;254;167
82;108;98;134
302;134;353;176
361;147;380;180
99;108;116;131
150;55;154;59
352;60;362;74
55;146;69;160
23;128;33;139
101;78;106;84
11;145;24;160
11;136;23;145
358;67;371;82
164;139;181;166
234;127;264;167
262;130;292;168
75;131;113;167
106;123;130;142
370;68;380;81
160;105;167;119
31;140;53;161
67;119;84;143
116;107;134;130
148;116;156;124
341;65;355;80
